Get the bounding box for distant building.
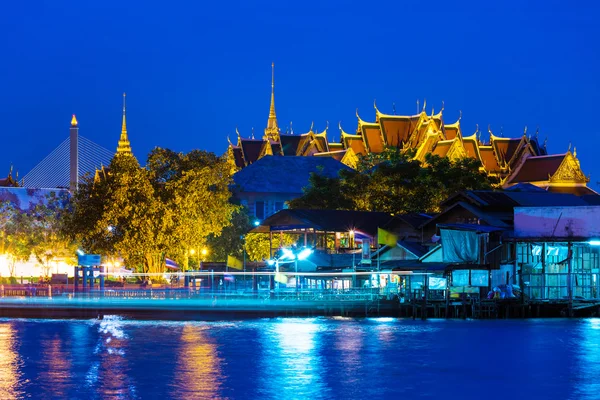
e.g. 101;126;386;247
0;166;19;187
232;155;352;220
227;65;592;195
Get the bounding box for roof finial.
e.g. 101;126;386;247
325;120;329;130
544;137;548;149
458;110;462;121
568;142;572;152
310;121;314;132
416;99;420;114
574;146;577;157
535;126;539;139
290;121;294;135
122;92;127;132
236;127;241;140
251;127;255;139
431;107;434;117
488;124;493;136
264;62;279;140
500;126;504;137
422;99;427;113
392;102;396;115
71;114;78;127
227;135;233;145
441;100;445;112
116;92;132;155
523;125;528;136
373;99;378;111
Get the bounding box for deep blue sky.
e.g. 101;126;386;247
1;1;599;187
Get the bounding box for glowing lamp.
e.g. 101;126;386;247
297;248;313;260
254;220;260;226
589;240;600;246
281;248;295;260
267;259;275;266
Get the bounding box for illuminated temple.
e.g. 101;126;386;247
228;65;593;195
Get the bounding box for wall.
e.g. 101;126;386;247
236;192;296;220
514;206;600;239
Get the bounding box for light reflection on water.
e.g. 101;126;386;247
172;324;223;399
1;317;600;399
0;324;24;400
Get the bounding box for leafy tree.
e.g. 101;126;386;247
244;232;298;262
27;192;77;277
289;147;496;214
0;201;31;278
205;207;252;263
64;149;237;274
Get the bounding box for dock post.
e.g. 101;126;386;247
567;242;573;318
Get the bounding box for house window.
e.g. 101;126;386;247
255;201;265;220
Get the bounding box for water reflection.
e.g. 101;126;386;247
172;324;223;399
573;319;600;399
93;316;137;398
0;324;23;400
39;333;72;399
259;319;330;399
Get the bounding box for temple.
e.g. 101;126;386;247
228;67;593;195
95;93;134;182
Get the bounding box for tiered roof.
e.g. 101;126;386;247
227;67;592;195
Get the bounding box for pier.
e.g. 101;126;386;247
2;284;600;320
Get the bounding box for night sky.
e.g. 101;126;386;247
1;1;599;188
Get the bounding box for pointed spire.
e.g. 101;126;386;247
116;92;132;155
264;62;279;140
71;114;78;127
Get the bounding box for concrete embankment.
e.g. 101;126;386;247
0;296;396;320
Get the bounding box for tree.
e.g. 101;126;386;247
64;149;237;274
27;192;77;277
244;232;298;262
0;201;31;278
289;147;496;214
205;207;252;263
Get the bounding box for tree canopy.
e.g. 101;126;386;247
289;148;497;214
64;149;237;274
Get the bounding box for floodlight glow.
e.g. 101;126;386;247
297;248;313;260
281;248;295;260
108;225;115;232
254;220;260;226
76;249;85;256
589;240;600;246
267;259;275;266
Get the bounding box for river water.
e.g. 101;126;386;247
0;317;598;399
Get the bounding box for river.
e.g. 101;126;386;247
0;317;598;399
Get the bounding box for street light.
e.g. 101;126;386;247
267;247;314;295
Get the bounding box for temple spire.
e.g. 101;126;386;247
117;92;132;155
264;62;280;141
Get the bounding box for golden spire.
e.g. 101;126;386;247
71;114;78;127
117;92;132;155
264;62;280;141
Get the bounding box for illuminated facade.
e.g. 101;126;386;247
228;67;593;195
